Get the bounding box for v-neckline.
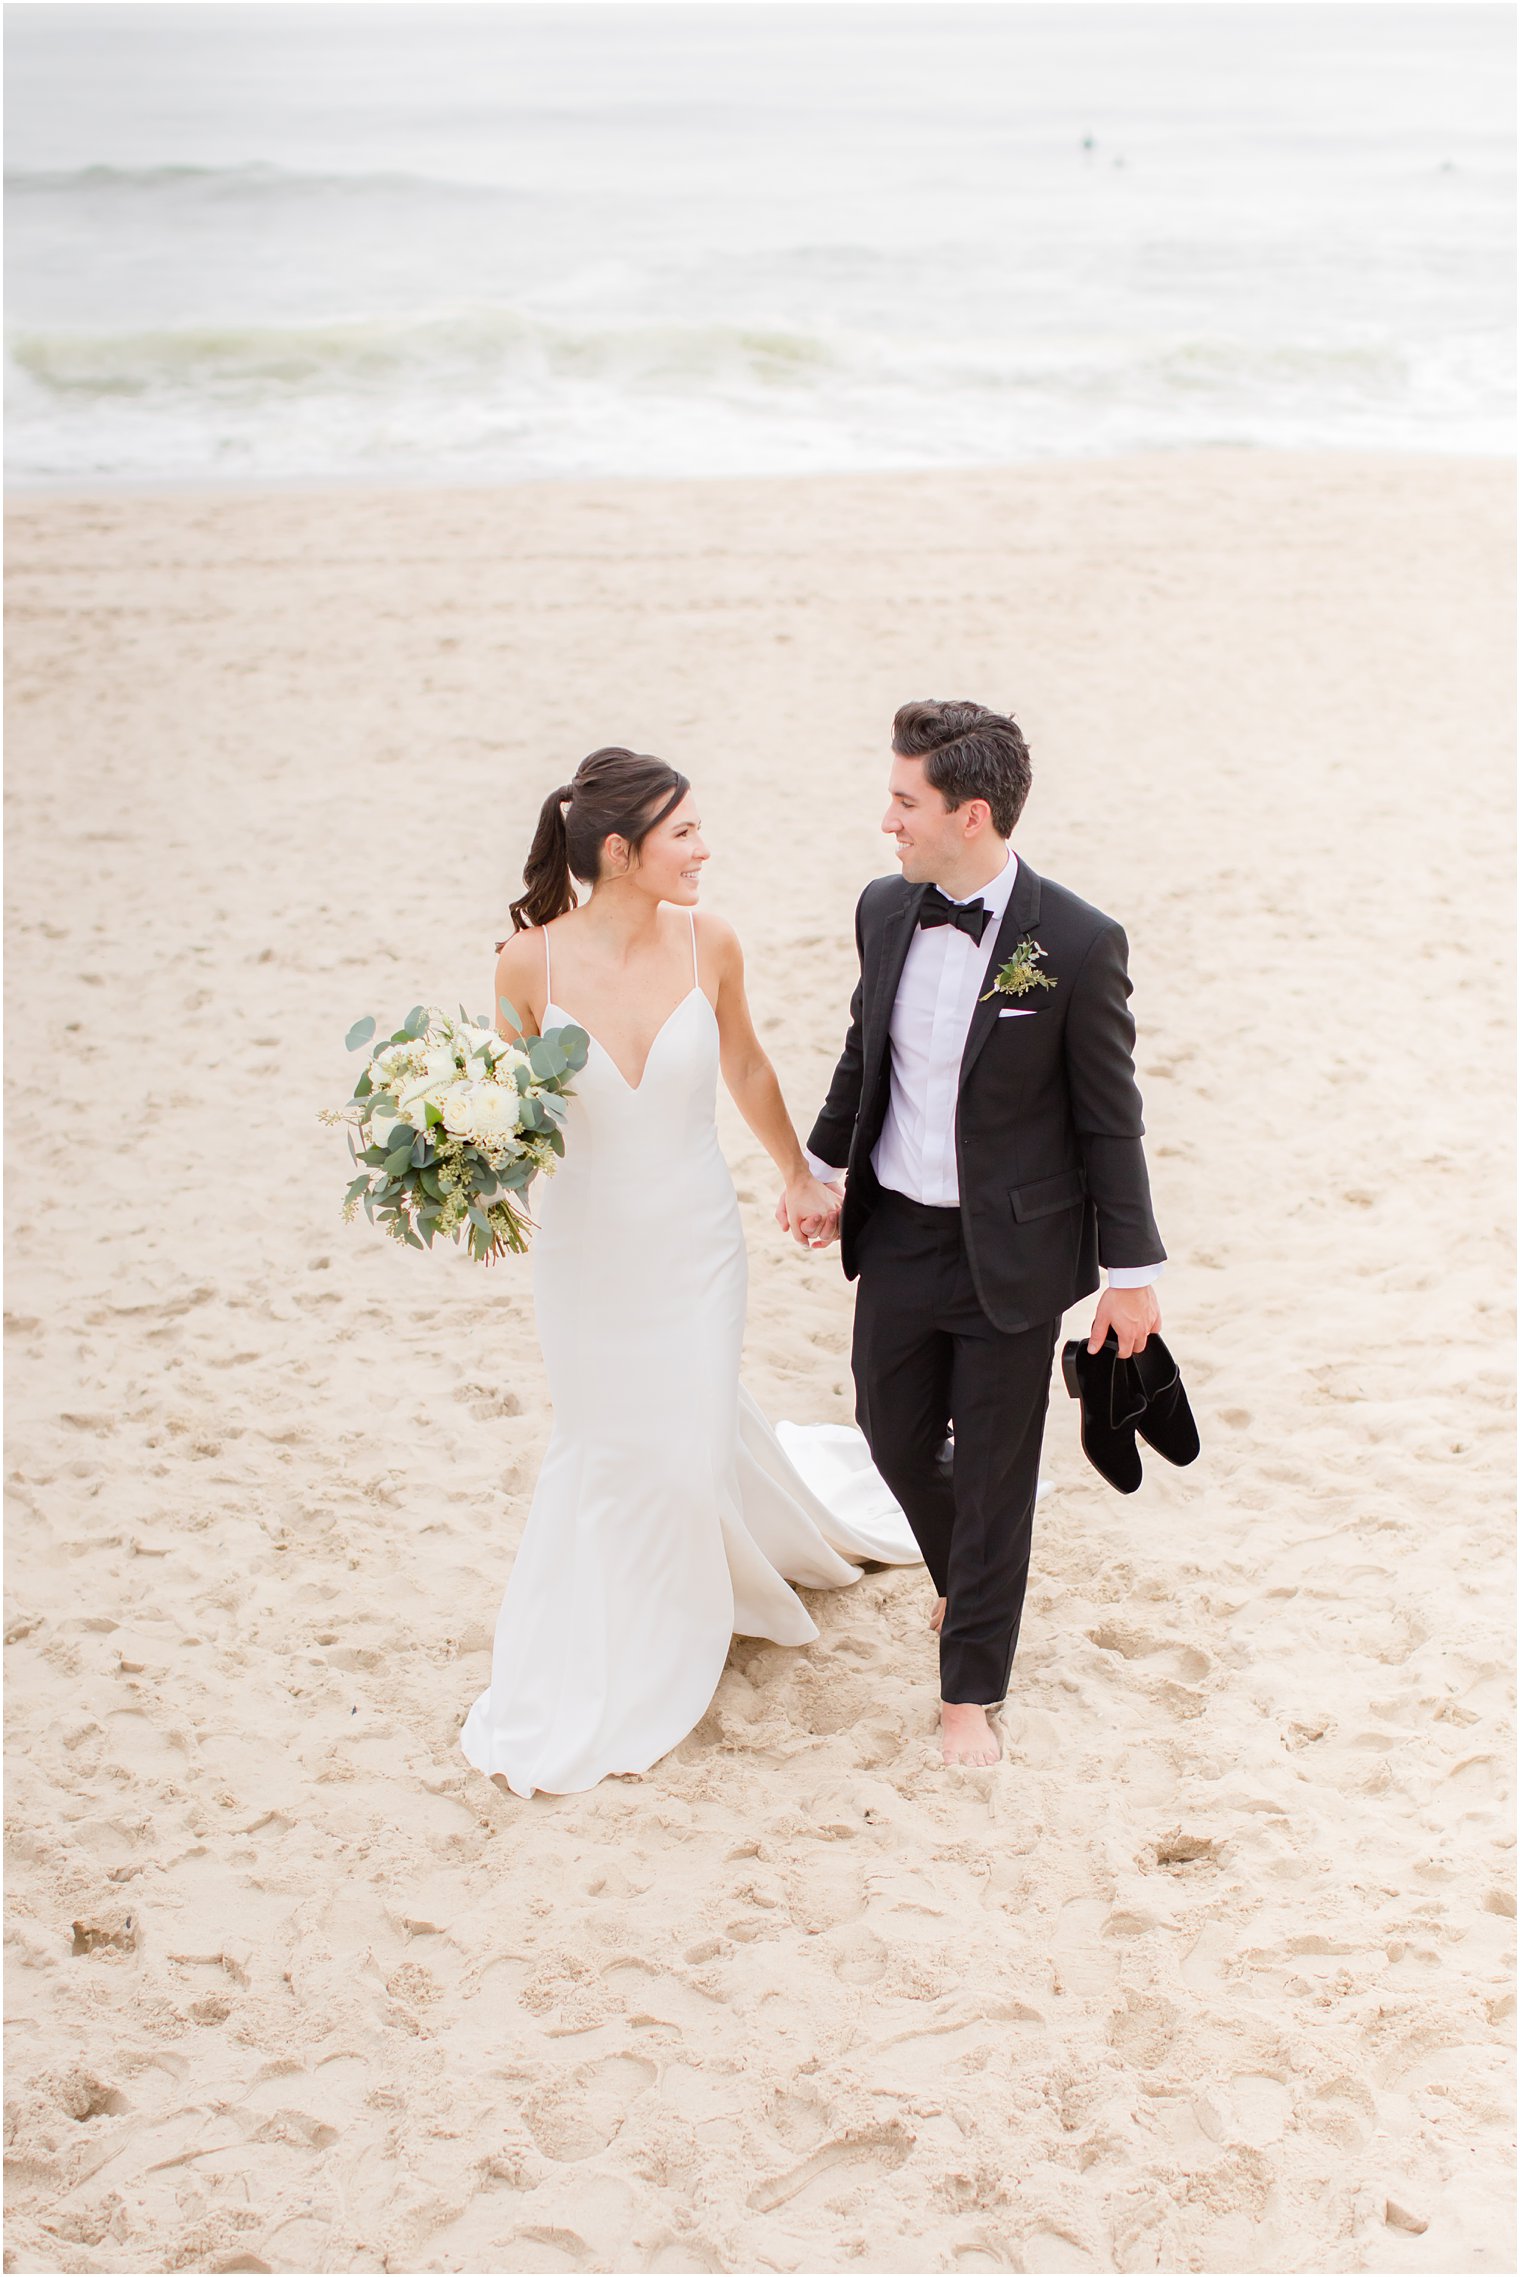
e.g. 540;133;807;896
544;985;707;1095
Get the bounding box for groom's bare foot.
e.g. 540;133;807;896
929;1595;947;1634
940;1701;1001;1767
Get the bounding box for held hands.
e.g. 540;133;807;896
774;1176;844;1250
1087;1282;1161;1359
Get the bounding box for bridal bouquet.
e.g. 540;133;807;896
324;1001;589;1260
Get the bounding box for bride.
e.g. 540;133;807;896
459;745;923;1798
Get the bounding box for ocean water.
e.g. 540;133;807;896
4;1;1513;486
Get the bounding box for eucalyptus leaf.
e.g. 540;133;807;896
404;1004;428;1036
346;1015;376;1051
424;1101;443;1127
344;1174;370;1206
498;995;521;1030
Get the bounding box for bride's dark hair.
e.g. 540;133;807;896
508;746;691;933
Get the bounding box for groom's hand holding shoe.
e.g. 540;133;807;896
1087;1282;1161;1359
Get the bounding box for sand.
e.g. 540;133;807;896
3;453;1514;2275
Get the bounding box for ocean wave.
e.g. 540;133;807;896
6;307;1510;485
7;308;840;401
9;306;1447;408
3;160;524;202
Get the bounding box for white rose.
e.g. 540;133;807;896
397;1074;443;1126
442;1085;477;1135
422;1044;461;1085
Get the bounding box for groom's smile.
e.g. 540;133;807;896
883;750;1009;900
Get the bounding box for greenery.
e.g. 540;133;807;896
980;937;1057;1002
324;1000;590;1262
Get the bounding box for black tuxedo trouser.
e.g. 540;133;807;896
851;1189;1059;1706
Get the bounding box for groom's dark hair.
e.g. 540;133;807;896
892;699;1031;837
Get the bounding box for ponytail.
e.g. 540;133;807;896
507;748;689;937
509;785;577;933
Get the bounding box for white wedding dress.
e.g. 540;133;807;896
459;912;923;1799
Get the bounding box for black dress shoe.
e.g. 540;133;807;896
1126;1333;1200;1468
1061;1331;1145;1494
1062;1330;1201;1493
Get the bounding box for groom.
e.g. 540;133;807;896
784;700;1166;1766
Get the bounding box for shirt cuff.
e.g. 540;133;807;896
1105;1262;1164;1289
805;1151;847;1185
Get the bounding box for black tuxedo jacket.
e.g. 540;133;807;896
807;861;1166;1333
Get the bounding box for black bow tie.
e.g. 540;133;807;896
917;886;993;944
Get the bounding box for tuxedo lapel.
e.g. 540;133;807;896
865;883;925;1086
958;859;1043;1093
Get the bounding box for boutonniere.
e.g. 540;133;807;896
981;936;1057;1002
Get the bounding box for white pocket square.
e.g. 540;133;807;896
998;1007;1038;1018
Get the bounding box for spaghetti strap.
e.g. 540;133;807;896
543;924;553;1003
687;906;699;988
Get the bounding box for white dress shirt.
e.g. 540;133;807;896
809;848;1162;1290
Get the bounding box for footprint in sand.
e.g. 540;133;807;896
1227;2071;1293;2146
761;2087;833;2151
746;2120;911;2213
830;1927;889;1985
1301;2072;1378;2150
851;1718;907;1771
1018;2228;1105;2272
644;2240;721;2272
1049;1897;1119;1998
1150;1830;1225;1873
56;2070;127;2121
522;2052;656;2162
1087;1621;1211;1685
496;2228;592;2273
1107;1987;1182;2066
